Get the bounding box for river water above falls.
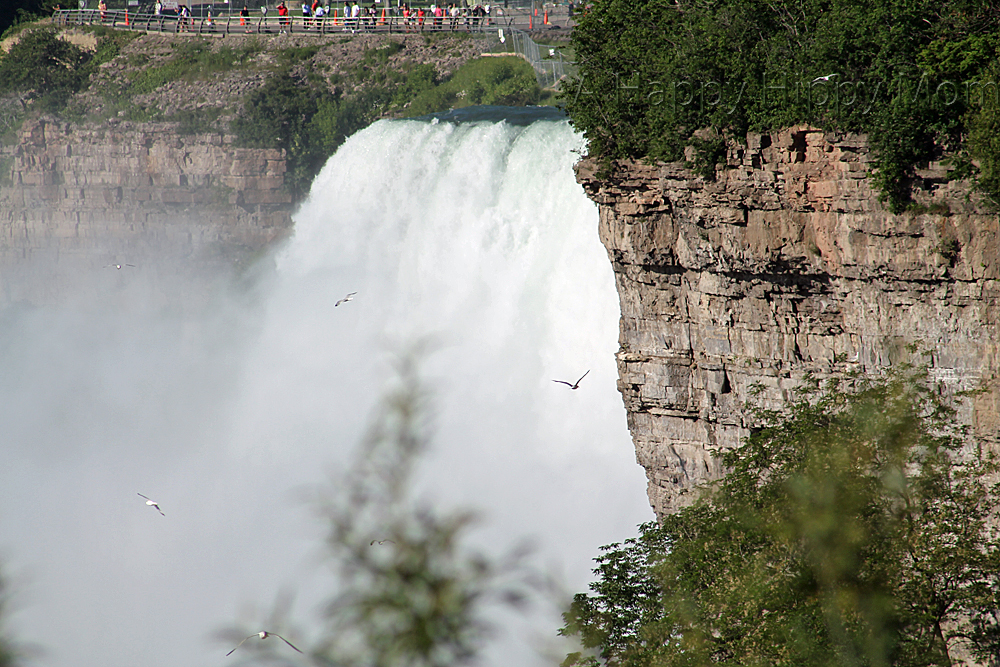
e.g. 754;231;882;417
0;106;652;667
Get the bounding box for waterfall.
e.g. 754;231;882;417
0;107;652;667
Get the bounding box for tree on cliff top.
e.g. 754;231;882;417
0;27;90;111
561;367;1000;667
563;0;1000;211
1;0;60;39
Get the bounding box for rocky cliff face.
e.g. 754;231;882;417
0;116;291;303
577;126;1000;518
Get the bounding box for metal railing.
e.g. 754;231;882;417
484;26;567;88
52;7;573;35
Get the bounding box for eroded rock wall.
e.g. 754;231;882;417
578;126;1000;518
0;117;292;303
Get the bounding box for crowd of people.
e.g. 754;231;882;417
246;0;499;31
398;2;495;31
69;0;524;33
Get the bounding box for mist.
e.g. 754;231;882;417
0;110;653;667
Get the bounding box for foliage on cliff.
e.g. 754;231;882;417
563;0;1000;211
0;27;133;114
561;367;1000;666
0;0;58;38
234;47;540;199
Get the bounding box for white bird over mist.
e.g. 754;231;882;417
105;263;136;270
811;73;839;83
335;291;357;307
137;493;165;516
227;631;303;656
552;370;590;390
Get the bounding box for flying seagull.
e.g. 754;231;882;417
335;291;357;307
553;370;590;390
105;263;136;270
811;73;839;83
137;493;165;516
370;539;396;546
227;631;303;656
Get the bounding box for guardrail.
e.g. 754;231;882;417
52;7;572;35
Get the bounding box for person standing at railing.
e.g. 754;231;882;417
277;1;289;31
98;0;107;23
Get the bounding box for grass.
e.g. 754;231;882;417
401;55;541;116
127;38;264;95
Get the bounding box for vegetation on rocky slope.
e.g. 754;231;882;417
561;365;1000;667
0;24;543;200
563;0;1000;211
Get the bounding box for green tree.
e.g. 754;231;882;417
0;0;60;39
561;368;1000;667
562;0;1000;211
307;354;535;667
0;27;90;111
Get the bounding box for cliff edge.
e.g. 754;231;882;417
578;126;1000;518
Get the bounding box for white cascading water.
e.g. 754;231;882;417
0;109;652;667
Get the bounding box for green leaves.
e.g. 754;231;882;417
563;368;1000;667
0;27;90;111
563;0;1000;209
312;354;535;667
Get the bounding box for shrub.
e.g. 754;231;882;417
403;56;540;116
561;367;1000;667
0;27;91;111
563;0;1000;211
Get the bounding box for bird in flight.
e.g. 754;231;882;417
137;493;164;516
811;73;839;83
335;291;357;307
553;370;590;390
227;631;303;656
105;263;136;270
370;539;396;546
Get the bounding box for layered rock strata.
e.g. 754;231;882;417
577;126;1000;518
0;117;292;304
